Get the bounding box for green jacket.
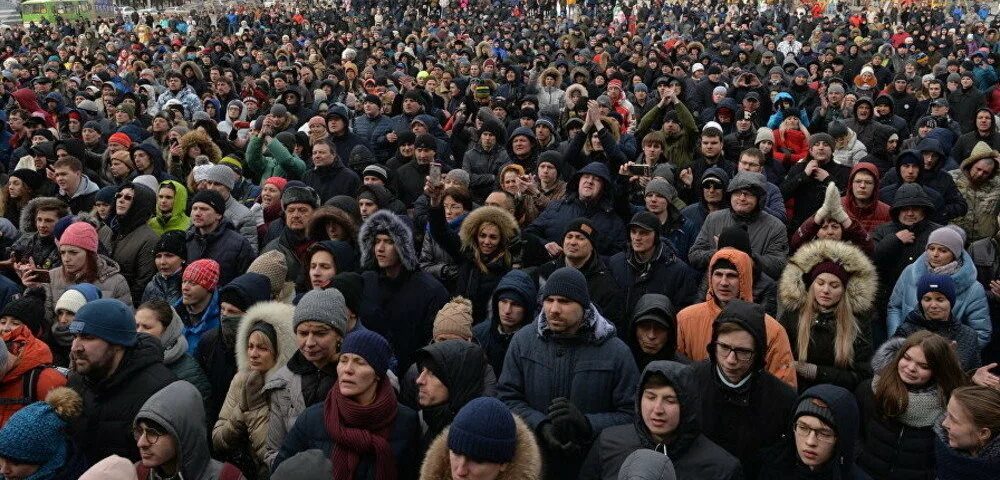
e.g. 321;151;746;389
148;179;191;235
245;135;307;183
635;101;697;170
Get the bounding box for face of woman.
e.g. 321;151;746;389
816;219;843;240
477;223;501;256
926;243;956;268
811;272;844;309
60;245;88;276
295;321;340;367
134;308;165;338
247;330;276;372
449;451;506;480
261;184;281;207
943;397;991;452
897;345;934;387
337;353;379;403
6;177;23;199
920;291;951;321
309;250;336;290
501;172;519;194
443;195;466;222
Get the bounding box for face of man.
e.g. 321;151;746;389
577;173;603;201
511;136;532;157
415;367;449;408
374;233;400;269
563;231;593;263
855;103;871;121
497;298;525;330
976;111;992;132
190;203;222;230
479;131;496;151
542;295;584;334
700;135;722;157
851;171;875;201
730;189;758;214
710;267;740;303
898;206;926;226
284;203;314;232
636;321;670;355
157;186;176;215
715;328;755;383
53;166;81;193
968;158;996;185
640;383;681;440
70;334;119;378
702;180;724;204
312;143;335;166
630;226;656;255
810;141;832;161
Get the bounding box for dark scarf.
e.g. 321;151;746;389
324;378;398;480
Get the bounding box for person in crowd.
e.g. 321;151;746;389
950;142;1000;242
273;329;420;476
148;179;190;235
677;247;796;386
9;197;68;273
893;274;985;372
855;330;965;479
110;183;159;304
410;339;489;453
134;299;212;411
419;186;470;284
419;396;543;480
936;385;1000;478
842;162;891;234
303;140;361;204
213;301;295;479
498;267;638;479
244;123;307;182
133;381;246;479
790;183;873;254
781;133;851;228
51;283;101;367
680;167;730;234
887;226;991;348
688;299;798;479
472;269;536;375
0;387;87;479
640;177;698;263
778;239;877;391
263;184;321;282
67;298;176;464
0;288;46;339
185;189;256;286
295;240;358;298
203;164;262;252
53;157;99;214
581;360;741;479
0;322;67;426
175;258;222;355
142;230;186;305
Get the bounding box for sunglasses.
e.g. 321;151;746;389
116;193;133;201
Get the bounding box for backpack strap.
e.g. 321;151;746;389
0;366;46;407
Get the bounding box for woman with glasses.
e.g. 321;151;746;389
778;238;877;392
855;331;965;480
759;384;868;479
936;385;1000;478
134;380;246;479
109;182;160;305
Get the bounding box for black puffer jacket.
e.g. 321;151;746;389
110;183;160;304
854;377;937;480
580;361;741;480
185;220;256;287
67;333;177;464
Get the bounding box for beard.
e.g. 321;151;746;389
71;347;118;380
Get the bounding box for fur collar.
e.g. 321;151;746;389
358;210;418;271
235;302;297;376
778;239;878;314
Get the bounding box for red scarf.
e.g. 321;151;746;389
324;379;398;480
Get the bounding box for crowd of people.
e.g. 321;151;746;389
0;0;996;478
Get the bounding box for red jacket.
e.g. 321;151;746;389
0;326;66;427
772;128;808;167
842;162;891;233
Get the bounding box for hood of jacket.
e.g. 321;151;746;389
458;206;519;253
235;302;296;376
180;60;204;80
534;301;617;345
356;183;401;212
630;294;678;358
616;449;677;480
567;161;614;206
778;239;877;315
420;415;542;480
226;100;247;121
158;306;189;365
846;162;882;204
794;384;861;478
633;361;699;456
506;126;539;157
178;129;222;163
358;210;418;272
413;340;486;415
536;67;564;90
155;179;189;223
564;83;588;106
19;197;68;235
889;181;936;217
925;128;955;160
311;240;359;274
307;205;358;244
711;299;767;373
111;181;157;235
134;143;168;177
1;325;54;382
714;97;740;117
489;270;537;329
134;380;213;480
706;248;755;304
875;94;895;116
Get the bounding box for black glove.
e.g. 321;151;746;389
537;421;582;456
547;397;592;443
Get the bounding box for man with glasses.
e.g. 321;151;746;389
680;167;730;234
67;298;176;464
737;148;785;222
689;298;796;480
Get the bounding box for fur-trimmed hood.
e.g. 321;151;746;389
19;197;68;235
778;239;878;315
235;302;296;376
563;83;588;107
178;129;222;163
358;210;417;272
180;60;204;80
306;205;358;245
418;415;542;480
458;206;519;252
536;67;563;90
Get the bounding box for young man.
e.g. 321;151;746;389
472;270;536;375
203;164;262;253
185;189;255;286
174;259;221;356
142;230;187;305
148;180;190;235
53;157;99;214
841;162;891;233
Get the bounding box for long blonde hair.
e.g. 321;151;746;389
796;283;860;368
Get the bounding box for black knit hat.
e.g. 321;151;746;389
0;290;46;336
328;272;363;315
540;267;590;307
414;133;437;151
190;190;226;215
154;230;188;260
717;225;751;254
563;217;596;245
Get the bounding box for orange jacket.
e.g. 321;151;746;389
676;248;797;388
0;326;67;427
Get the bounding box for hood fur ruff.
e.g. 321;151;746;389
235;302;296;376
778;239;878;315
358;210;418;271
458;206;519;252
418;415;542;480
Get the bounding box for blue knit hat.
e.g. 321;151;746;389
340;330;391;377
540;267;590;307
69;298;137;347
448;397;517;463
917;273;956;307
0;388;81;478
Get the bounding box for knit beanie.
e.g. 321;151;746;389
448;397;517;464
79;455;138;480
563;217;596;245
271;449;332;480
59;221;99;253
204;164;236;190
433;297;473;340
644;177;677;201
717;225;752;254
154;230;188;260
540;267;590;308
294;289;348;335
362;164;389;183
265;176;288;192
917;273;956;306
55;286;94;314
192;163;213;183
108;132;132;148
0;289;46;335
282;185;321;210
445;169;470;188
328;272;363;315
927;226;964;260
795;396;837;431
755;127;774;145
0;388;82;478
809;133;835;148
190;189;226;215
183;259;220;291
808;260;851;286
10;168;45;192
218;273;271;313
248;250;288;298
340;330;391;377
70;299;137;347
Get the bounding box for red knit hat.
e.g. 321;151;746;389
183;259;220;291
808;260;850;286
265;176;288;191
59;222;98;253
108;132;132;148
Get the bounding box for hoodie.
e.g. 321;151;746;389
627;294;687;370
472;269;537;375
842;162;891;233
411;340;489;451
148;180;190;235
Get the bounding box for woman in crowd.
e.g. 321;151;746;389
213;301;295;479
778;239;877;391
892;274;983;372
134;299;213;410
50;283;101;367
419;186;472;284
3;167;43;227
855;331;966;480
936;385;1000;478
251;177;286;247
109;182;159;305
790;183;873;255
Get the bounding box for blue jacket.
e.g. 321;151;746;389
887;251;991;348
175;289;220;355
767;92;811;129
472;270;538;375
352;113;394;162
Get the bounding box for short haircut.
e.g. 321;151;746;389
642;372;672;391
701;127;723;140
53;156;83;172
740;148;765;164
716;321;750;338
138;299;174;329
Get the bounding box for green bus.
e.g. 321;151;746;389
19;0;115;23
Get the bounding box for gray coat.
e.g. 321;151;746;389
224;196;262;255
44;255;132;324
689;207;789;279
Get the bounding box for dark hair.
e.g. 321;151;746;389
740;148;765;164
701;127;723;140
137;299;174;329
443;187;474;211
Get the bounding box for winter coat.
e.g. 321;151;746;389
471;270;537;375
634;102;698;171
893;308;981;371
67;333;176;464
950;142;1000;242
580;361;741;480
223;196;262;255
688;300;798;480
0;326;66;426
609;239;700;322
536;68;565;112
842;162;892;233
244;136;307;183
156;85;203;119
688;205;789;280
263;351;338;469
871;186;942;297
525;162;627;256
886;251;991;348
213;303;296;479
677;248;797;387
262;227;313;282
833;128;870;167
148;180;191;235
778;239;878;391
142;269;182;306
951;125;1000;165
358;210;450;374
419;212;464;282
352;113;394;162
302;161;361;204
135;381;244;480
110;183;160;305
497;304;638;479
419;414;542;480
44;255;132;324
185;220;256;287
855;377;937;480
272;392;420;479
781;156;851;228
948;87;984;133
10;197;64;270
882;148;968;225
175;288;222;357
933;428;1000;480
157;305;212;413
462;141;510;197
772;128;809;166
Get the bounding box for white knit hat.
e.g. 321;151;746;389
55;289;87;314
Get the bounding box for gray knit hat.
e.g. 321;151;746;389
204;164;236;190
645;177;678;201
293;289;348;334
445;169;470;188
755;127;774;145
